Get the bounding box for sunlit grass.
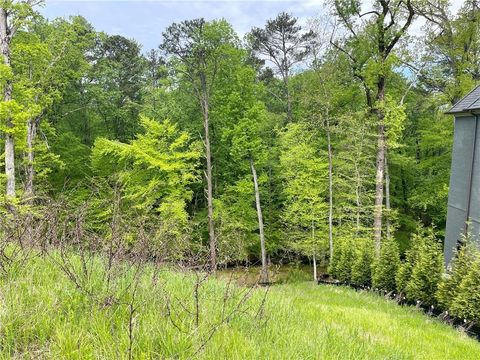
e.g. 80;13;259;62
0;253;479;359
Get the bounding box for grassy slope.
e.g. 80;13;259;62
0;255;479;359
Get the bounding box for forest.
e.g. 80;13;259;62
1;0;480;358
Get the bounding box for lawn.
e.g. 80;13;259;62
0;253;479;359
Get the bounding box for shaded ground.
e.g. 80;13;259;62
216;263;317;286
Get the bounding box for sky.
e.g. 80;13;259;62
41;0;466;52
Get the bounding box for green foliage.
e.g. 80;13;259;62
214;176;258;264
383;96;407;149
397;227;444;306
230;103;268;165
2;4;480;326
90;34;146;141
279;123;329;258
435;232;480;321
350;237;374;287
404;98;453;228
396;232;423;294
406;242;444;306
50;132;91;188
161;18;238;99
92;117;200;210
372;238;401;292
421;0;480;104
437;236;478;310
91;117;200;248
449;254;480;323
329;236;355;282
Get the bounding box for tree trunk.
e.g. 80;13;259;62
385;147;391;240
24;118;35;244
326;118;333;261
312;220;317;282
203;95;216;272
373;121;386;255
5;133;15;198
286;79;292;121
0;8;15;199
198;68;216;272
251;158;268;284
373;69;386;255
354;162;361;234
281;36;292;122
25;118;37;202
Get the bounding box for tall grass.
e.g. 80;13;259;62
0;253;479;359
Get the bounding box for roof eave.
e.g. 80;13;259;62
446;108;480;115
445;85;480;114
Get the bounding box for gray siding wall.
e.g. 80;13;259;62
445;115;478;264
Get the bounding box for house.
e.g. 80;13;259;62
444;85;480;264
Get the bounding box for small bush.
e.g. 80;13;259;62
372;238;400;292
397;227;444;306
396;235;422;294
350;237;374;287
329;238;343;277
449;255;480;323
329;236;354;282
437;236;478;310
406;240;443;306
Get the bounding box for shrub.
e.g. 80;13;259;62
405;234;444;306
329;236;354;282
372;238;400;292
396;233;422;294
436;236;478;310
397;227;444;306
449;255;480;323
350;237;374;287
329;237;342;277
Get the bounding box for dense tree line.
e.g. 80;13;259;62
1;1;480;302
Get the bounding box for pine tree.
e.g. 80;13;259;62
328;237;343;279
351;237;374;287
372;238;400;292
396;227;444;306
396;232;423;293
437;236;478;310
405;235;444;306
249;12;315;121
450;256;480;323
329;236;355;283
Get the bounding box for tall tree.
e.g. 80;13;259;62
249;12;315;121
230;103;270;283
331;0;415;253
0;0;39;200
14;16;93;201
161;19;237;271
279;122;329;280
416;0;480;103
92;34;146;141
295;64;337;261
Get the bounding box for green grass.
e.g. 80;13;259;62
0;253;479;359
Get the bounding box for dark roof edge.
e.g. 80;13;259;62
446;85;480;114
445;109;480;115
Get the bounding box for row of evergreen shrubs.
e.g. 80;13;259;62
329;228;480;325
